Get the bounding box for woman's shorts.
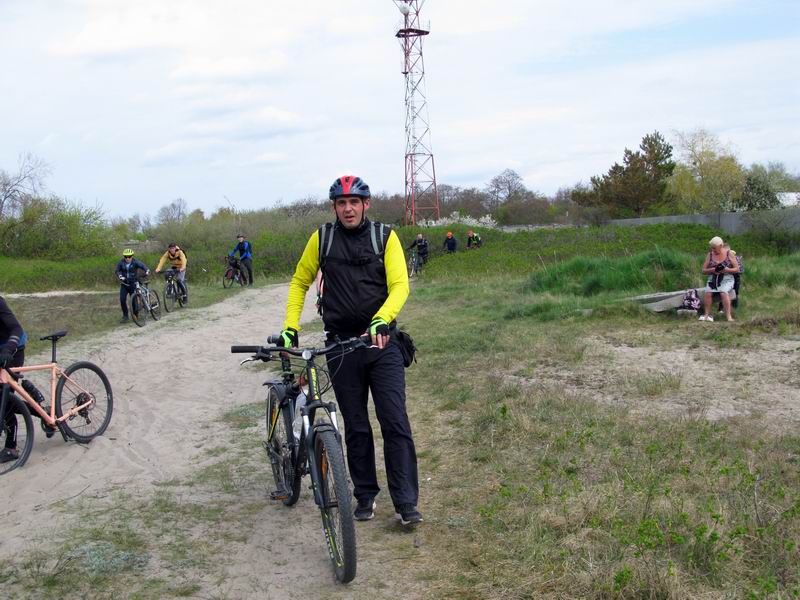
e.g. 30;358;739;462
705;274;735;294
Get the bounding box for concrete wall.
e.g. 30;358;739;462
609;207;800;235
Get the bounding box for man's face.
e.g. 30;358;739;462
417;234;422;240
333;196;369;229
168;246;177;254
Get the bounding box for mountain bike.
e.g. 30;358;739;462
231;335;370;584
162;268;186;313
0;330;113;475
223;256;247;288
129;277;161;326
407;250;418;279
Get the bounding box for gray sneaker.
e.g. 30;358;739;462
354;497;376;521
395;504;423;526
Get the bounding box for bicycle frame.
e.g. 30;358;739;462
268;352;343;510
0;363;95;432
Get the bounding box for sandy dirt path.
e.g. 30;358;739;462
1;285;421;599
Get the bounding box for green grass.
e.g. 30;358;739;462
399;266;800;599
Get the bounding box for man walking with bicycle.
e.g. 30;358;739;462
115;249;150;323
155;242;188;304
406;232;429;272
276;175;422;526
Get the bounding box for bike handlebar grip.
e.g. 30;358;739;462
231;346;262;354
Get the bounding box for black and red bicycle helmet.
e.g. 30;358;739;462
329;175;371;200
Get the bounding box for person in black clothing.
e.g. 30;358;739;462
406;233;429;271
443;231;457;253
0;296;50;463
276;174;422;526
115;249;150;323
229;234;254;286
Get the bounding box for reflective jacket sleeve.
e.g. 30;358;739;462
373;230;409;324
283;232;320;332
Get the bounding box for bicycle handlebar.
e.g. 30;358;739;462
230;335;372;359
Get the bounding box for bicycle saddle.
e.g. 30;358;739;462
40;330;68;342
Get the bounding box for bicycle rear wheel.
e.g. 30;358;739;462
237;269;247;287
130;291;147;327
266;386;300;506
315;428;356;583
0;394;34;475
55;362;113;443
163;282;176;313
148;289;161;320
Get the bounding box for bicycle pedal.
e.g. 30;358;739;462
270;490;289;500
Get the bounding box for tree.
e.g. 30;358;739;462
0;153;50;219
574;131;675;217
485;169;527;209
748;162;800;193
669;129;746;212
737;173;780;211
156;198;188;224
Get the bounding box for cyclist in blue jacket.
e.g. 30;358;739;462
228;234;254;286
115;249;150;323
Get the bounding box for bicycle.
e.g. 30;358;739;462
223;256;247;288
162;268;186;313
0;330;114;475
127;276;161;326
231;335;370;584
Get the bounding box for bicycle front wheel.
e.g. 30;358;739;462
315;428;356;583
163;283;176;312
55;362;114;443
148;289;161;320
223;269;234;288
130;291;147;327
266;386;300;506
0;394;34;475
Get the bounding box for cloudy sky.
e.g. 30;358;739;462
1;0;798;218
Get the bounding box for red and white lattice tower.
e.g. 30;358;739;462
394;0;440;225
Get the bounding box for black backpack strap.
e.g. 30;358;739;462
370;222;390;256
318;223;335;267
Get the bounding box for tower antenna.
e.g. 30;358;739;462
394;1;440;225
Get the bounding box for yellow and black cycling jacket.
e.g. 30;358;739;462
156;248;187;271
284;219;409;338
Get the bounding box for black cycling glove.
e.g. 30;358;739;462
369;318;389;338
0;345;16;368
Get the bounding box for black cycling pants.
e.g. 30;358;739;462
327;341;419;507
119;284;134;317
240;258;253;285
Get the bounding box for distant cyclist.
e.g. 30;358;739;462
228;234;253;286
406;233;429;271
466;229;482;249
442;231;457;253
155;242;188;304
115;249;150;323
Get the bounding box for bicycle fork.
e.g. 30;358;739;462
304;401;343;510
